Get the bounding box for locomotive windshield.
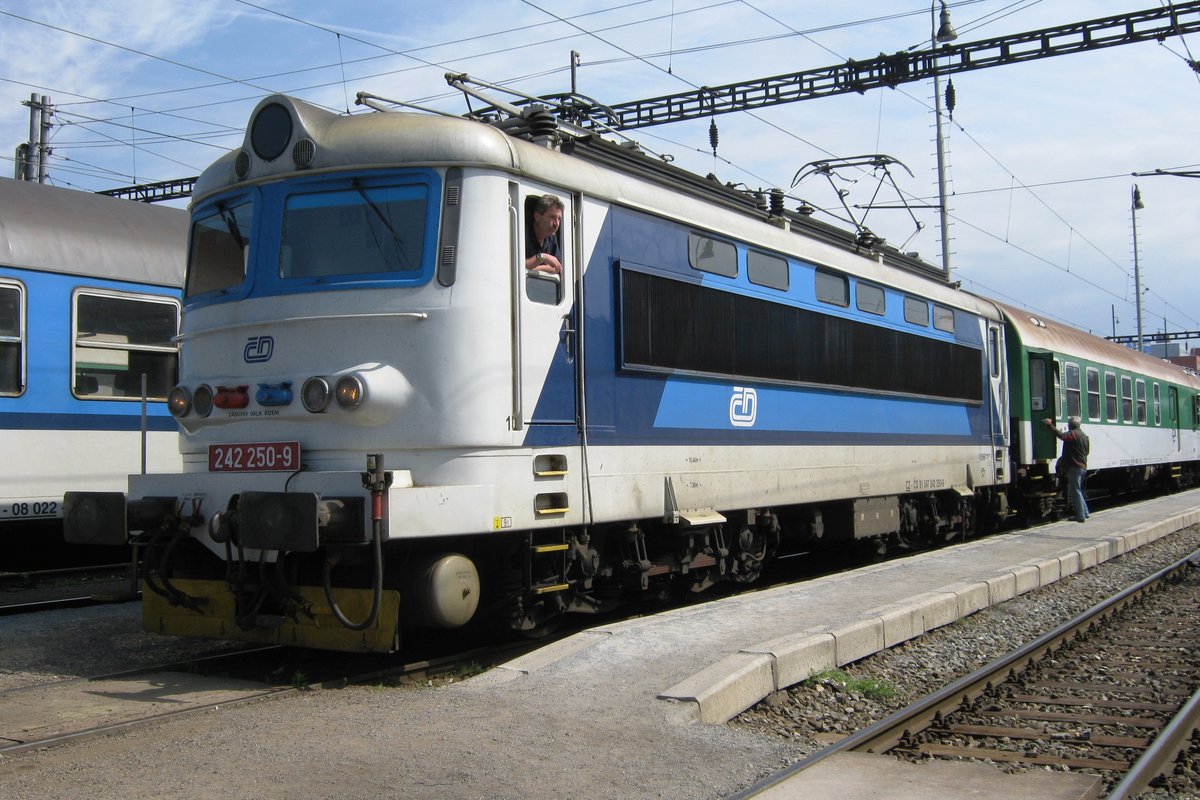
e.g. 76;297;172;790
186;198;253;298
184;173;438;305
280;183;427;279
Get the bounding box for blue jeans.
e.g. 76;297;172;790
1066;466;1089;521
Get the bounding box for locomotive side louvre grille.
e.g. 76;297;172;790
621;269;983;403
437;167;463;287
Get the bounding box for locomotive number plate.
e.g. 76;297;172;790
209;441;301;472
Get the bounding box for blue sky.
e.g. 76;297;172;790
1;1;1198;342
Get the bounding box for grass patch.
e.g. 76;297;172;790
803;668;897;702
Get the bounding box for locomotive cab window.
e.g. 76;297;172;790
72;290;179;401
187;197;254;298
688;233;737;278
525;193;568;305
281;182;430;281
0;280;24;396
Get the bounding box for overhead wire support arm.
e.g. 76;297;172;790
562;1;1200;131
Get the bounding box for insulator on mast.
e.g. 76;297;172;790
945;79;956;120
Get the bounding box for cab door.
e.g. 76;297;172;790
510;183;578;429
1169;386;1181;452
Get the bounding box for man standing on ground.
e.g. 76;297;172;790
1044;416;1090;522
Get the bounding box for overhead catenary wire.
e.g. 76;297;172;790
1;1;1196;336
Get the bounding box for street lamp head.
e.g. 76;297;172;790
1132;184;1145;210
936;2;959;43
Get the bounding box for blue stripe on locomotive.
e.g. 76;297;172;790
0;266;178;432
548;204;995;448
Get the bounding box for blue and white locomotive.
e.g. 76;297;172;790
62;94;1193;652
0;178;184;531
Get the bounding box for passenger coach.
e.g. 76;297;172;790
0;179;184;530
1001;303;1200;518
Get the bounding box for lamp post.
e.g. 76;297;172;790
1132;184;1145;352
932;2;958;279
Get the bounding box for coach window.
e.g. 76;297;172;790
932;305;955;334
1086;368;1100;422
688;233;737;278
903;296;928;326
1153;383;1162;425
73;291;180;401
856;282;885;315
1029;359;1048;412
0;281;24;396
814;269;848;307
1063;363;1081;420
1135;379;1147;424
1105;372;1118;422
747;251;788;291
1120;375;1133;423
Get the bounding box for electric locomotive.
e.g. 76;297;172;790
68;94;1022;652
0;178;184;533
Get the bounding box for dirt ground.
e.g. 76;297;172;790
0;603;794;800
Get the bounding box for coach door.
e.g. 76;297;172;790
511;184;578;429
1028;354;1058;461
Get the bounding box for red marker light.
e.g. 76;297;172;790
213;385;250;409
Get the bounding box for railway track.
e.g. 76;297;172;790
0;638;544;756
0;563;139;616
736;550;1200;798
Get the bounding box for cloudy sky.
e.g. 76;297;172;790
1;0;1197;342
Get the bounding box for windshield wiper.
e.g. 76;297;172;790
218;205;246;250
353;180;410;265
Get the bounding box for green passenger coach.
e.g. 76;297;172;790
999;302;1200;521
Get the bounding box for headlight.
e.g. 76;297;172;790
168;386;191;418
335;375;365;409
193;384;214;417
302;376;331;412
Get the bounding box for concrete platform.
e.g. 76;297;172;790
748;752;1102;799
466;489;1200;797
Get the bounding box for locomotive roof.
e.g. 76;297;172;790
195;95;998;321
997;301;1200;388
0;178;186;287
